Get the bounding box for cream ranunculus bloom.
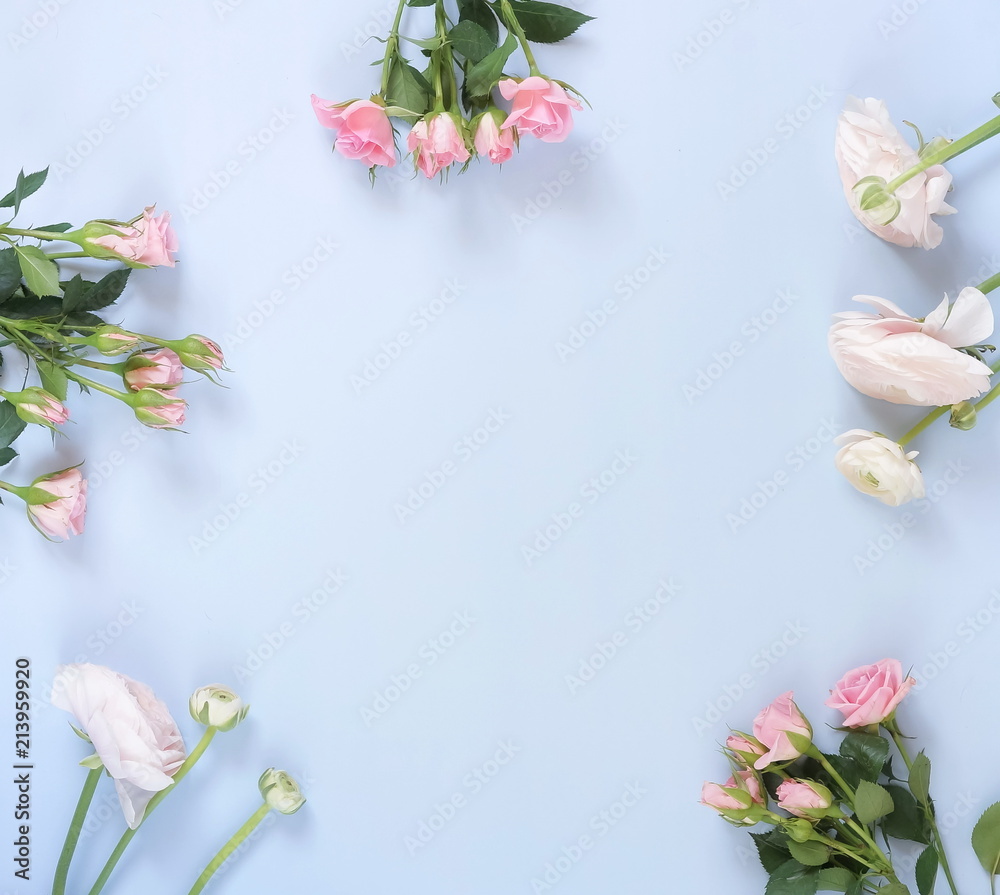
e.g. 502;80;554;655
189;684;249;732
829;288;994;406
836;96;955;249
52;664;186;828
834;430;926;506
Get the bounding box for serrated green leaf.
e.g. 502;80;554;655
76;267;129;312
0;249;21;301
35;222;73;233
840;731;889;783
765;860;819;895
465;31;517;96
854;780;894;825
0;401;27;450
14;245;61;297
506;0;594;43
458;0;499;43
882;784;930;844
0;446;16;467
752;831;791;874
60;274;87;314
36;360;68;402
385;59;432;122
915;844;938;895
815;867;857;893
448;20;497;63
972;801;1000;878
0;167;49;214
788;839;830;867
909;752;931;806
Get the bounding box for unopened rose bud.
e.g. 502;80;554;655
784;818;817;842
128;388;186;429
169;335;226;374
950;400;977;430
90;325;141;356
258;769;306;815
123;349;184;391
189;685;248;732
776;779;839;820
852;176;901;226
1;387;69;429
73;206;177;268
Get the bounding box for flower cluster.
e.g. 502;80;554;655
312;0;593;180
51;664;304;895
702;660;965;895
832;96;1000;505
0;166;227;539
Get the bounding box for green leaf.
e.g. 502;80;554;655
971;801;1000;879
765;860;819;895
76;267;129;312
505;0;594;43
0;167;49;214
878;884;911;895
36;359;68;402
0;249;21;301
823;754;862;793
35;222;72;233
0;401;27;451
752;831;791;874
24;485;62;506
915;844;938;895
815;868;857;893
407;0;435;5
14;245;61;297
448;20;497;63
465;31;517;96
840;731;889;783
385;60;432;122
458;0;499;43
854;780;894;824
909;751;932;805
60;274;87;314
788;839;830;867
0;446;17;468
882;784;930;844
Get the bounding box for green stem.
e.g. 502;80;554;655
887;728;960;895
499;0;541;76
898;357;1000;447
885;113;1000;194
0;227;79;242
63;368;128;402
379;0;408;96
185;804;271;895
842;817;894;872
816;831;883;872
72;357;124;374
52;768;102;895
977;271;1000;296
45;251;87;260
85;729;216;895
808;746;856;801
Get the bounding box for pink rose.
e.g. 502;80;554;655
836;96;955;249
311;95;396;168
752;692;812;770
2;387;69;427
830;289;994;406
700;770;765;823
132;388;187;429
51;664;185;828
406;113;471;179
90;206;178;268
726;734;766;764
124;349;185;391
776;779;834;819
499;77;582;143
825;659;915;728
27;468;87;540
473;111;516;164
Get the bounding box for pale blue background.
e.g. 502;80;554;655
2;1;1000;893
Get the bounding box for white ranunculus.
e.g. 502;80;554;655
834;430;926;506
189;684;248;732
829;288;994;406
836;96;955;249
52;664;186;828
258;768;306;815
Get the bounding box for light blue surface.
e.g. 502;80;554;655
3;1;1000;893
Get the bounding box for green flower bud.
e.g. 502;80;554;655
189;685;249;732
950;400;977;430
258;769;306;815
89;325;141;356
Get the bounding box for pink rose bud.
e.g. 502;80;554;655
499;76;582;143
700;770;766;825
130;388;187;429
90;326;142;357
311;95;397;168
825;659;916;728
776;779;835;819
406;113;471;179
752;692;812;770
2;387;69;429
123;349;184;391
82;206;178;268
26;467;87;540
473;110;517;164
726;734;766;764
170;335;225;374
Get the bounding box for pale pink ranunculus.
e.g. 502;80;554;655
51;664;185;828
27;468;87;540
406;113;471;179
776;779;834;819
836;96;955;249
311;96;396;167
835;430;926;507
830;288;994;406
826;659;916;728
700;770;765;824
499;77;582;143
752;692;812;770
90;206;178;268
133;388;186;429
124;349;185;391
474;112;516;164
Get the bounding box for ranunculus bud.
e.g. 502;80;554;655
825;658;915;728
752;692;812;770
189;685;249;732
950;400;978;430
776;779;837;820
834;429;926;507
1;387;69;429
90;325;141;356
123;349;184;391
258;769;306;815
129;388;186;429
75;206;178;268
26;467;87;540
